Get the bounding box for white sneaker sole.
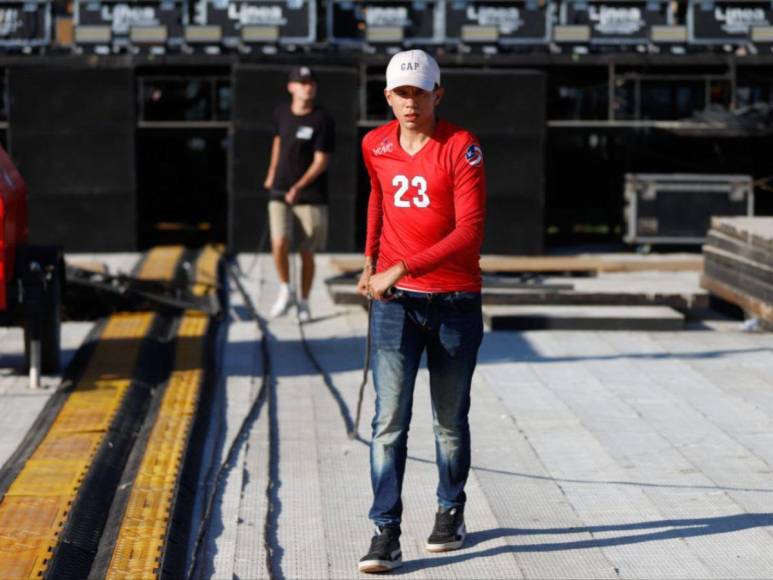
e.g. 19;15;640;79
270;302;294;318
358;557;403;573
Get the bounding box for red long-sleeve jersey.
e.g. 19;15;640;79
362;118;487;293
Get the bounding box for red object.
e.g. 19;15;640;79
362;119;487;293
0;145;29;312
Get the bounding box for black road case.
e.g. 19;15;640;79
624;173;755;245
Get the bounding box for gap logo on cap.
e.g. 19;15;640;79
465;144;483;167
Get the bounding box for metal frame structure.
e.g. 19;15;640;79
0;0;52;49
559;0;675;46
8;0;773;54
443;0;554;47
326;0;443;48
73;0;188;54
688;0;773;45
191;0;317;48
136;73;232;128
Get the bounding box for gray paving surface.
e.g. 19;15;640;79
3;252;772;579
198;253;773;580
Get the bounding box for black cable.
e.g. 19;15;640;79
348;286;397;439
291;253;373;439
187;214;375;577
186;263;274;580
187;219;277;579
350;298;373;440
297;316;358;435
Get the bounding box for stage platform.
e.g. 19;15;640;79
2;253;773;578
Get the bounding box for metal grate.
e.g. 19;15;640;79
0;246;184;578
106;247;219;578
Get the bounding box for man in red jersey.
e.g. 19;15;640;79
356;49;486;574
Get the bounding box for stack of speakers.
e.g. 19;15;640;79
440;69;546;254
7;65;137;250
702;217;773;328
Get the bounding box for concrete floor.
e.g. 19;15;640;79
199;254;773;579
3;252;773;579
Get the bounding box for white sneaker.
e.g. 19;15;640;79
297;300;311;323
270;286;294;318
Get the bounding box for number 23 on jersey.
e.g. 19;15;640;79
392;175;429;208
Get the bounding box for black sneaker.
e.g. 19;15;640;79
358;526;403;573
425;506;466;552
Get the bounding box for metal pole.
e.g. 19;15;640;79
29;338;41;389
608;62;615;121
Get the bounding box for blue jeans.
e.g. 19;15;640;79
368;289;484;528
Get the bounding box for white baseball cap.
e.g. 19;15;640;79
385;50;441;92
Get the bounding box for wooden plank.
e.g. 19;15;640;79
703;245;773;288
481;255;704;273
703;220;773;327
65;260;108;274
703;258;773;305
700;274;773;326
705;230;773;271
710;217;773;253
325;272;574;291
483;305;684;331
329;255;704;275
327;284;707;310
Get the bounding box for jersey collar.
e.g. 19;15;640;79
393;117;443;160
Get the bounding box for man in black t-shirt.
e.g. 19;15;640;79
263;66;335;322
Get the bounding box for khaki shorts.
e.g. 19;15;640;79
268;200;328;253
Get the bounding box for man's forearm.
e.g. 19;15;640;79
292;158;328;191
265;137;280;185
265;159;277;181
403;221;482;278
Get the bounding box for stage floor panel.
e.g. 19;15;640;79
3;253;773;578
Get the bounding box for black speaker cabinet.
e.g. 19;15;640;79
7;64;137;251
440;69;546;254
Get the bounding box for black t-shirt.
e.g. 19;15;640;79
271;104;335;205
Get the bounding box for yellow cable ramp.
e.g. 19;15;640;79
106;244;221;579
0;246;185;579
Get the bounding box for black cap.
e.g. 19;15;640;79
289;66;316;83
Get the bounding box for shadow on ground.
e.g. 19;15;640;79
397;513;773;574
221;332;773;378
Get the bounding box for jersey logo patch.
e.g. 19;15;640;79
465;144;483;167
372;138;394;156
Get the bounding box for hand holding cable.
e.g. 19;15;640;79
357;263;373;298
351;259;403;439
367;261;407;300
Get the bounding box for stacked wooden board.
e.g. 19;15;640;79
327;254;710;331
702;217;773;328
330;255;704;275
482;305;685;331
